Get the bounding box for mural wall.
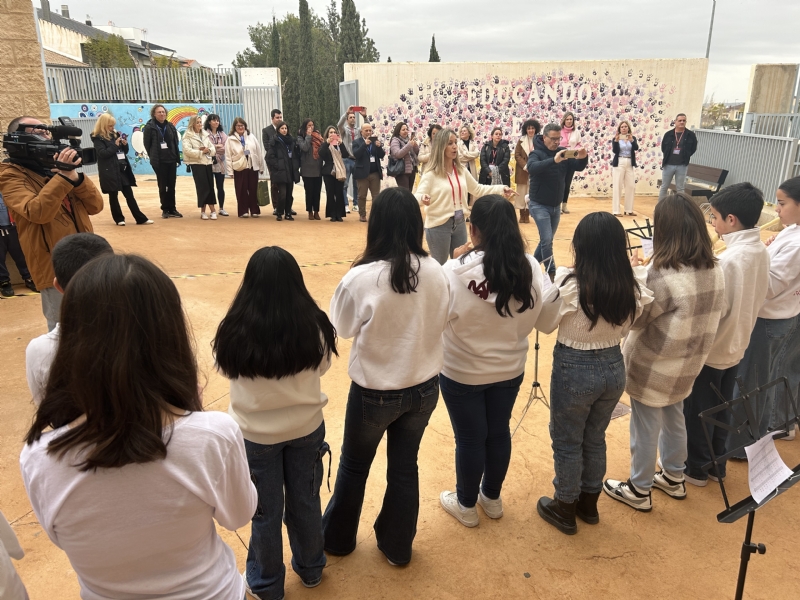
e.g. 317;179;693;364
345;59;708;196
49;102;243;176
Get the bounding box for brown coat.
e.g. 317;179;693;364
514;139;530;186
0;163;104;290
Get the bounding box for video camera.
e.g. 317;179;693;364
2;116;96;171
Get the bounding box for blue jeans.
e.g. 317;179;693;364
659;164;688;200
683;364;736;480
245;423;328;600
549;343;625;502
728;315;799;457
425;217;468;265
343;157;357;207
440;373;524;507
322;376;439;565
528;201;561;275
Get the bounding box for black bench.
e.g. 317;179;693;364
659;164;728;200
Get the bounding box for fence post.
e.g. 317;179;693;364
743;113;754;134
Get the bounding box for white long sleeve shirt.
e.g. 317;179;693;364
25;324;59;405
415;167;506;229
706;228;770;369
330;256;449;390
759;223;800;320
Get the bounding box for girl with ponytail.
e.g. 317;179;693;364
437;195;545;527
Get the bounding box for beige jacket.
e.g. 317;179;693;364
225;133;264;176
182;129;215;166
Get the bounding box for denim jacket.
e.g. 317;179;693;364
0;192;12;229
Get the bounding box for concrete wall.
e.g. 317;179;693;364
38;18;85;61
345;59;708;196
743;64;799;115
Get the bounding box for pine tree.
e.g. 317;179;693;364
269;16;280;68
83;34;134;68
429;35;440;62
387;56;392;62
298;0;316;122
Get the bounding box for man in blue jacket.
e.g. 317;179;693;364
527;123;589;280
351;122;385;222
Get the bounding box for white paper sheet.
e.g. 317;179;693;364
641;238;654;259
744;432;794;504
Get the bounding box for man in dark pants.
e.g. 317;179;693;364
142;104;182;218
351;123;385;223
0;191;37;296
659;113;698;201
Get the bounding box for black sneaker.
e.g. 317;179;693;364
169;210;183;218
276;215;282;221
273;209;278;215
290;210;297;215
162;211;170;219
0;280;13;297
24;278;38;293
284;214;294;221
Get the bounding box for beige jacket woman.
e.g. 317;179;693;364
418;137;433;175
457;139;480;180
182;129;215;166
224;133;264;176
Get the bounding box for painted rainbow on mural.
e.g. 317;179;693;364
167;106;205;126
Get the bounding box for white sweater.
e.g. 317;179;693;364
759;223;800;320
330;256;449;390
182;129;214;165
26;323;59;405
227;353;331;445
706;228;770;369
225;133;264;175
441;252;545;385
415;167;506;229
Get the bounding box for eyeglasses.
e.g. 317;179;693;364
546;136;560;142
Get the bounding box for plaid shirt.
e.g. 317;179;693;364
623;265;725;407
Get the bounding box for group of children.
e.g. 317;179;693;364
4;175;799;598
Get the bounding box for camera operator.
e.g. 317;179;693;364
0;117;103;331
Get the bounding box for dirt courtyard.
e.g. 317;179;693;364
1;176;798;600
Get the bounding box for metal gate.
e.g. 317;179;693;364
213;85;282;149
339;80;359;115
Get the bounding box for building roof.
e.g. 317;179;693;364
43;48;88;67
37;7;110;39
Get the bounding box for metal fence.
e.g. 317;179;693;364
693;129;800;203
742;113;800;138
46;67;241;104
214;86;282;154
339;80;358;116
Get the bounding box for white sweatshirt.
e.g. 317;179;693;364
759;223;800;320
330;256;449;390
227;353;331;445
415;167;506;229
706;228;770;369
25;323;59;405
441;252;544;385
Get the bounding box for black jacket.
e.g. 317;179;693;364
142;118;180;169
660;128;697;167
526;135;588;207
267;136;300;184
352;136;385;180
262;125;276;162
319;142;352;177
92;134;136;193
611;136;640;168
479;139;511;185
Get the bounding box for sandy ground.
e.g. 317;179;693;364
1;175;798;600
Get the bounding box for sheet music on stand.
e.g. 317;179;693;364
744;432;794;504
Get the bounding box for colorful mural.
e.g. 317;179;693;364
49;103;243;175
367;69;678;195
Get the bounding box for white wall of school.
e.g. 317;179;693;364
345;59;708;196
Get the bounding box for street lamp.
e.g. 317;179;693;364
705;0;716;59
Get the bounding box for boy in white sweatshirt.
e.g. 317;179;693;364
683;183;769;485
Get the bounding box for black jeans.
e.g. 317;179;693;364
303;176;322;212
213;172;225;209
322;375;439;565
273;181;294;217
322;175;345;219
0;227;30;281
155;162;177;212
395;168;417;191
108;186;148;224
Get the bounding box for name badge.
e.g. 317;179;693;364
160;142;168;149
454;209;464;222
116;152;125;160
673;147;681;154
370;156;376;163
244;150;250;156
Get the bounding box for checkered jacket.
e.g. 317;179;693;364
623;265;725;407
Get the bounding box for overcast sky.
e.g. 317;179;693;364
40;0;799;103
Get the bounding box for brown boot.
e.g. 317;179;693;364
519;209;526;223
313;211;321;220
308;211;314;220
524;208;531;223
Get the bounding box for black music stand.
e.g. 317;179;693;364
625;219;653;256
698;375;799;600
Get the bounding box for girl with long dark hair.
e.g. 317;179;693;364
297;119;324;220
536;212;653;534
20;254;256;599
213;246;337;599
479;127;511;186
437;195;545;528
559;112;582;215
322;187;449;566
513;119;541;223
267;121;298;221
319;125;351;222
204;113;229;216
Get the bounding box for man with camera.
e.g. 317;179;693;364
0;117;103;330
351;122;384;223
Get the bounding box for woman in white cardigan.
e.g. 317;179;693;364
415;128;515;265
182;115;217;219
225;117;265;218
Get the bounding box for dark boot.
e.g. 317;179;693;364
537;496;577;535
576;491;600;524
519;209;525;223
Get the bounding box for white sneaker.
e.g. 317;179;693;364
116;221;126;226
242;572;263;599
210;212;217;220
346;206;351;214
653;469;687;499
219;209;229;216
476;491;503;519
137;219;154;225
684;473;708;487
603;478;652;512
439;491;479;527
201;213;209;220
778;424;797;441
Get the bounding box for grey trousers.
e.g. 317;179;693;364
40;286;62;331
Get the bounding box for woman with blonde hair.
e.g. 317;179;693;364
611;121;639;216
457;124;481;208
416;128;515;264
418;123;442;176
91;113;152;225
225;117;265;218
513;119;541;224
559;112;581;215
183;115;217;220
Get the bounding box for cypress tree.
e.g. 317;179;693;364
429;35;440;62
340;0;361;67
268;16;280;68
298;0;316;122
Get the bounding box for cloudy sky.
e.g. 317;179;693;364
40;0;799;103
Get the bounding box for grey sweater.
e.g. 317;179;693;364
296;135;322;178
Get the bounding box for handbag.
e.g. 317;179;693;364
387;155;405;177
257;180;271;206
231;153;250;172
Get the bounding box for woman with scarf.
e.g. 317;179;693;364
559;112;581;215
297;120;324;220
267;122;299;221
389;122;420;191
513;119;541;224
319;126;350;222
224;117;264;218
479;128;511;187
204;114;229;216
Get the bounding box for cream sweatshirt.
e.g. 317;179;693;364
182;130;215;166
759;223;800;320
705;228;770;369
441;252;545;385
415;167;506;229
330;255;449;390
